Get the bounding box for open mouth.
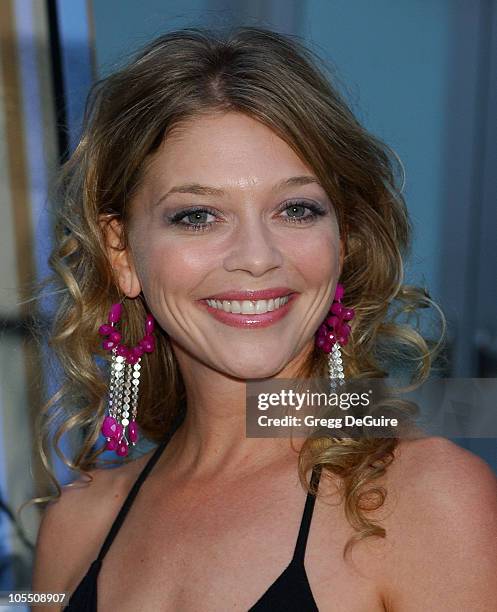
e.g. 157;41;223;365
199;293;298;329
204;294;291;314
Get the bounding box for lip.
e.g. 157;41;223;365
198;292;299;329
203;287;294;301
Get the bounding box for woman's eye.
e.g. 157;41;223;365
182;210;215;225
280;201;326;224
167;208;217;232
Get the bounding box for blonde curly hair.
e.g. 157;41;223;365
26;25;445;559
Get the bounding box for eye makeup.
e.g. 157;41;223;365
163;199;328;233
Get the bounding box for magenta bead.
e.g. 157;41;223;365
331;302;343;316
129;420;138;443
98;324;113;336
108;303;122;323
101;415;118;438
127;352;139;365
334;284;344;300
109;331;121;343
342;307;355;321
102;339;116;351
145;314;155;335
325;331;337;343
316;336;326;349
140;335;155;353
325;315;339;328
322;341;333;353
114;423;123;441
132;345;144;358
116;344;129;358
105;438;117;451
116;441;129;457
337;334;349;346
340;323;351;336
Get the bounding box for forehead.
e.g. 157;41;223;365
140;111;314;195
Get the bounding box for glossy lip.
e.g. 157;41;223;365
198;292;299;329
203;287;294;301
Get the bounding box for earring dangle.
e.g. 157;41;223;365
98;302;156;457
315;283;355;391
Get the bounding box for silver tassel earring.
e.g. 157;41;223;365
315;283;355;392
98;302;156;457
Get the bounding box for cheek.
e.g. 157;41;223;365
132;233;210;300
286;226;340;284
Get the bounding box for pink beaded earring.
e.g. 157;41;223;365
98;302;156;457
315;283;355;390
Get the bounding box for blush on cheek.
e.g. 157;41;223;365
132;239;202;316
293;234;339;280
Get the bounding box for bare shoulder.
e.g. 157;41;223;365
31;450;154;607
387;435;497;505
379;436;497;611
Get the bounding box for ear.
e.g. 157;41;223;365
100;217;142;298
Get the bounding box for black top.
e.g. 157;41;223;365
64;415;321;611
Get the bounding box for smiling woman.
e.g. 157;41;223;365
113;111;341;351
29;26;497;612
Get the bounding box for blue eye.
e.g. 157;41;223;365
280;201;326;223
167;207;217;232
165;200;327;232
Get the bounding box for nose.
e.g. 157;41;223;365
223;215;284;277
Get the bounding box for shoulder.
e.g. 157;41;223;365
388;435;497;507
380;436;497;611
386;435;497;540
32;451;153;598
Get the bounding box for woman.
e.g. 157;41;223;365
31;26;497;611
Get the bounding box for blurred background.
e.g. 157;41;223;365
0;0;496;598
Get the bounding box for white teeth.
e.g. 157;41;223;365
255;300;268;314
206;295;290;314
241;300;255;314
231;300;241;313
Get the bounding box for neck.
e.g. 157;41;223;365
160;340;312;481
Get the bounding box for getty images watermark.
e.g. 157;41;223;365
255;387;398;430
245;377;497;439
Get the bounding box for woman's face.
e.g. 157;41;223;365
118;111;342;379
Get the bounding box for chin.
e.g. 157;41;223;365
225;359;290;381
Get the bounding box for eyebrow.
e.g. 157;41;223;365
152;175;321;207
